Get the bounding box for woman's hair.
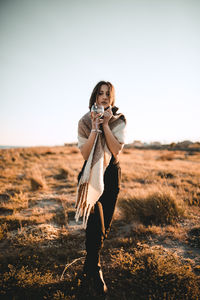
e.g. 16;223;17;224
89;81;115;110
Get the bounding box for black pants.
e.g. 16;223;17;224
82;159;121;274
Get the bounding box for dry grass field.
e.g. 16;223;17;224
0;146;200;299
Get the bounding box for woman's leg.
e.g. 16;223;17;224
99;162;121;234
83;162;121;294
83;201;107;295
83;201;105;275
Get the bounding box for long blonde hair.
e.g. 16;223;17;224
89;81;115;110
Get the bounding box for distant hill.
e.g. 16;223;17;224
125;140;200;151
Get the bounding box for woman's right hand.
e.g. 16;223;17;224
80;112;103;160
91;112;104;130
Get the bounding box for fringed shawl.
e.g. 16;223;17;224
75;106;126;228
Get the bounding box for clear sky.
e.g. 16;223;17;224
1;0;200;146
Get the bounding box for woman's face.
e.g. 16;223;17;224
96;84;111;109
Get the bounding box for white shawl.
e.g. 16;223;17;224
75;107;126;228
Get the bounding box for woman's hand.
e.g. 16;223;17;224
102;107;123;160
103;107;113;125
91;112;104;130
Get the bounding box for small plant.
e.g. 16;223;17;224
55;166;73;180
28;166;47;190
188;226;200;248
10;190;28;210
118;188;184;225
157;152;175;161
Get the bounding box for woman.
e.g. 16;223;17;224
75;81;126;296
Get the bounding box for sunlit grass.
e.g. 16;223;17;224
110;245;200;299
0;146;200;299
118;186;185;225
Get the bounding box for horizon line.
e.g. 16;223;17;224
1;139;200;149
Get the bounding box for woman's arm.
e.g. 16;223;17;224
80;112;103;161
80;131;97;160
102;108;124;159
103;124;124;159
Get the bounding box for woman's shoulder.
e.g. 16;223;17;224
79;111;91;123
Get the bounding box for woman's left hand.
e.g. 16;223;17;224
103;107;113;125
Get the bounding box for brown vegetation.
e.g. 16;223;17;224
0;146;200;299
118;187;184;225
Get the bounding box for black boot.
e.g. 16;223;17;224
82;266;108;296
83;253;108;295
92;267;108;296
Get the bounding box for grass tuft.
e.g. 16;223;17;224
156;152;175;161
118;188;184;226
188;226;200;248
55;166;74;180
28;166;47;190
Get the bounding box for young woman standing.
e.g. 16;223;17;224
75;81;126;296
